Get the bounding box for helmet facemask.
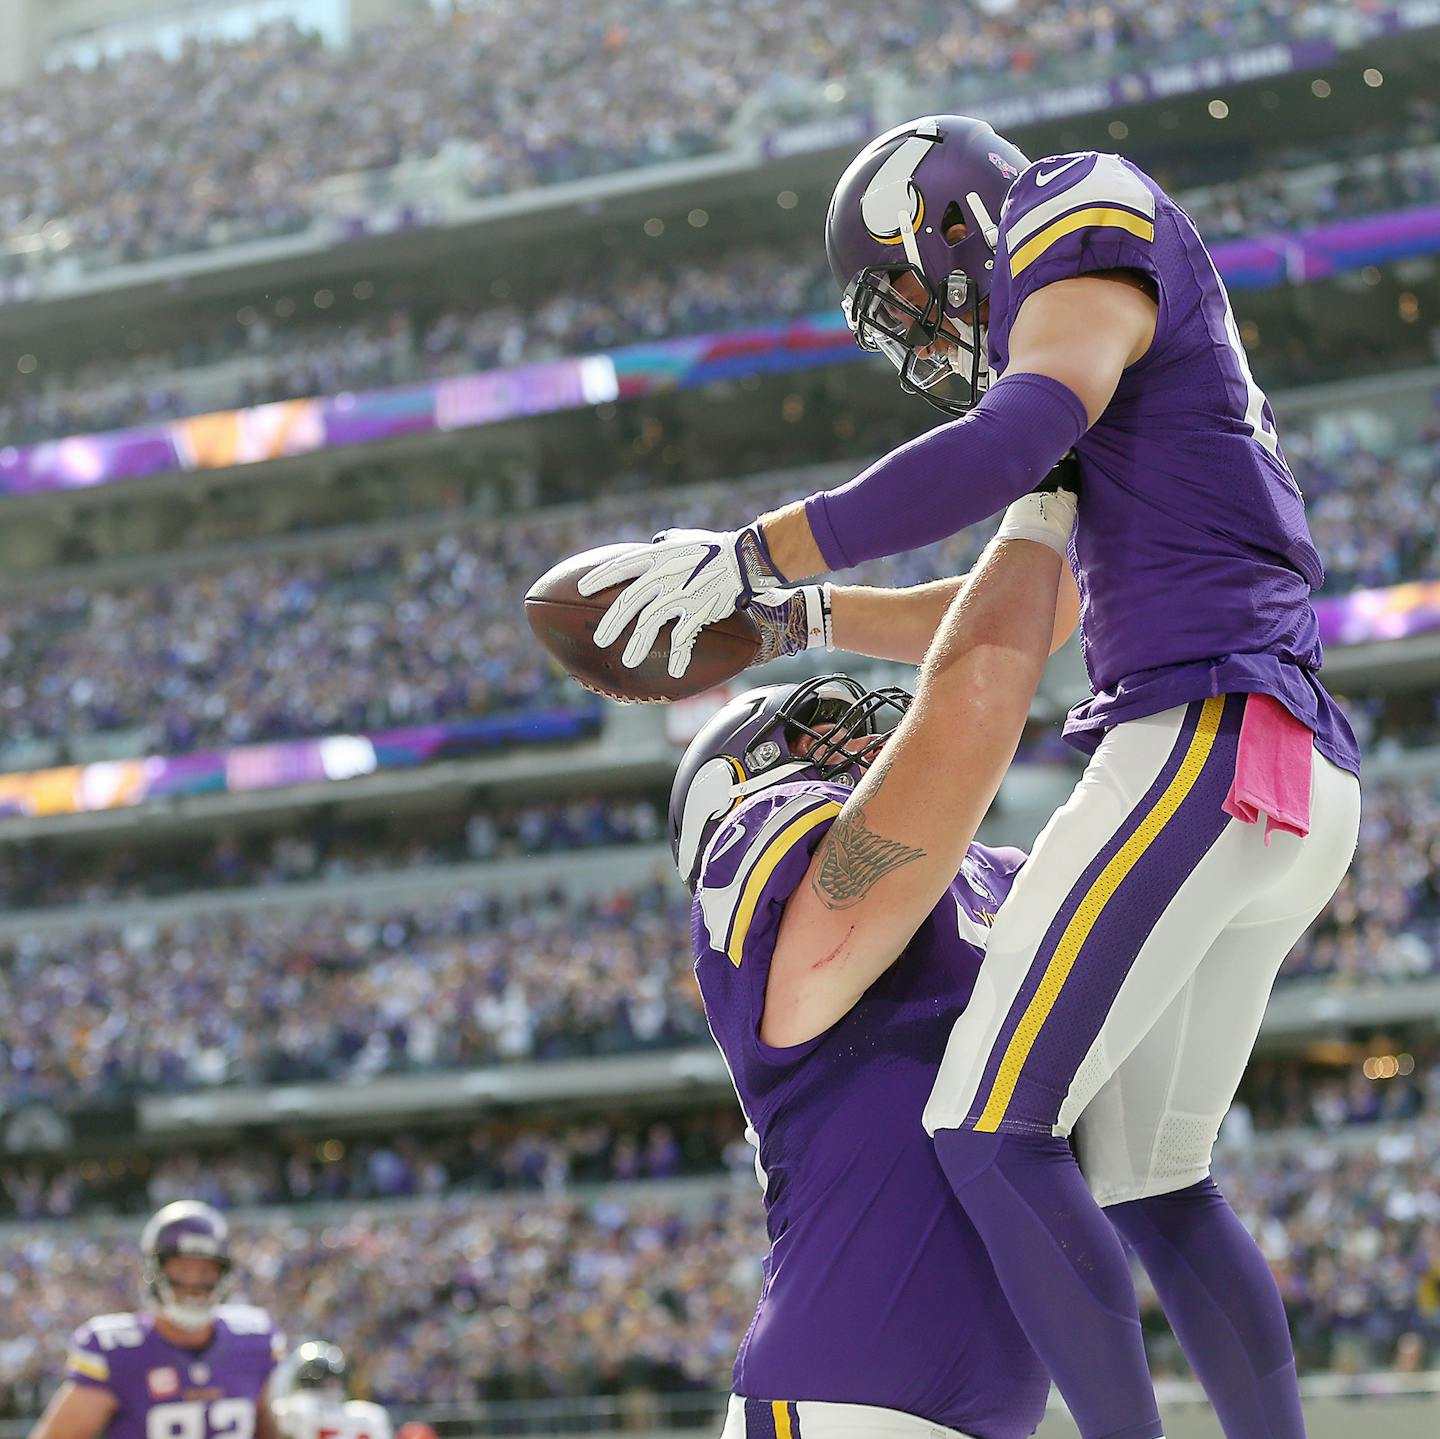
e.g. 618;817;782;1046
844;263;990;417
147;1253;231;1331
674;676;911;887
777;680;911;781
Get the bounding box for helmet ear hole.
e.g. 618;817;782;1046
939;200;968;242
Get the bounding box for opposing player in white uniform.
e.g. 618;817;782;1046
270;1345;389;1439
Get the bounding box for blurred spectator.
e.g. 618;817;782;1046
1284;779;1440;985
1238;1045;1440;1133
10;1039;1440;1222
0;788;1436;1110
0;1189;764;1415
0;246;832;447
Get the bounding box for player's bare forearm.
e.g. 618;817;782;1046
829;577;967;664
756;499;827;581
831;566;1079;665
28;1384;117;1439
761;536;1060;1046
254;1383;282;1439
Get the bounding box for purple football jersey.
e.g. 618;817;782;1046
66;1306;284;1439
693;780;1049;1438
989;150;1359;776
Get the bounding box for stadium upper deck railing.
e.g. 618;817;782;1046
4;200;1440;502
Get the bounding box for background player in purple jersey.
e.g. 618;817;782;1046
674;485;1076;1437
582;115;1364;1439
29;1201;285;1439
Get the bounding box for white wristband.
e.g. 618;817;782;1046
807;584;834;651
993;489;1078;558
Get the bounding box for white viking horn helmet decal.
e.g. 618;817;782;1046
860;123;940;270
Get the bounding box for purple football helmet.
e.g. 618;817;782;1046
825;114;1029;415
141;1199;232;1330
670;674;911;889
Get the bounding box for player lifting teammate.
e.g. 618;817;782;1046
583;116;1362;1438
677;485;1076;1437
30;1202;285;1439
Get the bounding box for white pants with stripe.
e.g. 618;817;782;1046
922;699;1360;1205
720;1394;982;1438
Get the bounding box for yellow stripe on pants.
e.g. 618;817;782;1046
975;696;1227;1132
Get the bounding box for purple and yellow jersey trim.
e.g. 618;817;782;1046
1001;153;1157;281
699;795;843;967
65;1348;111;1384
972;696;1232;1133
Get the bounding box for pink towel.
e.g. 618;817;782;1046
1222;694;1314;843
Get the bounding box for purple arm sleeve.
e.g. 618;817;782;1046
803;372;1088;571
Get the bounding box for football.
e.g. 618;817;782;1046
525;544;762;702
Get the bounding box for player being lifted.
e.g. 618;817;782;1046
678;485;1075;1437
583;116;1362;1439
30;1202;285;1439
270;1343;390;1439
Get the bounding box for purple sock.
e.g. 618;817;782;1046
1107;1178;1305;1439
933;1129;1164;1439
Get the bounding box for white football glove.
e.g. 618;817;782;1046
578;525;786;679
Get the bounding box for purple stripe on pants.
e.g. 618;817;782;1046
743;1398;778;1438
963;696;1242;1133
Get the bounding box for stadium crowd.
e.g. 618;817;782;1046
1239;1047;1439;1135
0;246;832;448
1284;777;1440;985
2;773;1438;1110
1;1128;1437;1419
0;1109;749;1223
8;420;1440;769
7;1045;1440;1222
0;472;989;764
4;139;1440;449
0;881;704;1108
0;793;665;911
0;4;1364;272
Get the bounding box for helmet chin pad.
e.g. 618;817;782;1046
155;1302;218;1330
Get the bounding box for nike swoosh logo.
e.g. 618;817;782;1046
1033;156;1088;188
683;544;721;588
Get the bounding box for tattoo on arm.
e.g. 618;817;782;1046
810;802;926;910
